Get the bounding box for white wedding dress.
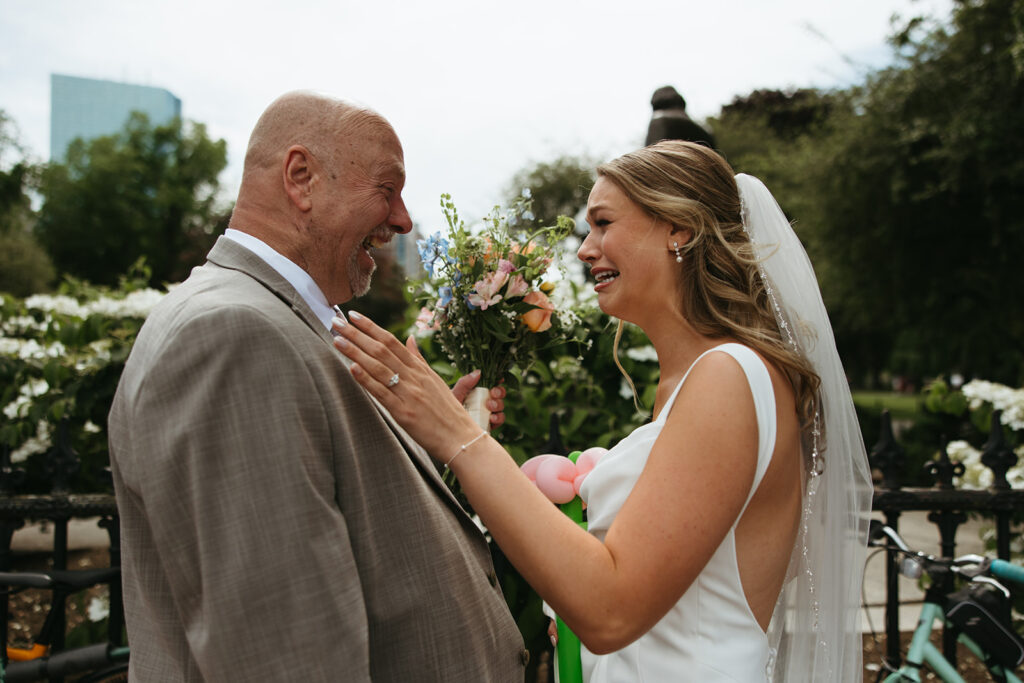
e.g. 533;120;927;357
578;343;778;682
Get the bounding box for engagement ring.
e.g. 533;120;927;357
387;373;400;388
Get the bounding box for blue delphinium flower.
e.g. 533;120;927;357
438;286;453;307
417;232;451;277
417;237;435;276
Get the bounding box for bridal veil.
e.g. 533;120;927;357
735;173;873;682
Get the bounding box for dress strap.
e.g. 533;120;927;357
654;345;723;425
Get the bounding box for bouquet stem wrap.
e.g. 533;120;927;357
463;386;491;430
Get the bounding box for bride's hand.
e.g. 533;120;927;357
332;311;488;460
451;376;507;429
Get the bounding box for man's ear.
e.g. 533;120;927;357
283;145;315;211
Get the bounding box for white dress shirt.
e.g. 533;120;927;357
223;229;337;331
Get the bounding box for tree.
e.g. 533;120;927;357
35;113;229;286
710;88;848;233
505;155;596;236
711;0;1024;386
0;110;54;296
808;0;1024;384
0;112;38;234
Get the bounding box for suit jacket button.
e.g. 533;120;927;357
487;570;498;587
520;649;530;666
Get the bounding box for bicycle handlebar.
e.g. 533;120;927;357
871;522;1024;587
990;559;1024;586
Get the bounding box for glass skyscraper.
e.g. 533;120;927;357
49;74;181;161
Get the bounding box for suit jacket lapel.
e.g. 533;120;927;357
206;237;332;344
204;236;463;509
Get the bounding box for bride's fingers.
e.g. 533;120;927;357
333;323;407;391
334;335;397;394
344;311;416;367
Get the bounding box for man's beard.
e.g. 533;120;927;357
348;246;376;298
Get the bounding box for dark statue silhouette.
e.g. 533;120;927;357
645;85;717;150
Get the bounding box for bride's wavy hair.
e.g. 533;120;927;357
598;140;820;430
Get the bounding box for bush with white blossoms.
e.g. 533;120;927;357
926;378;1024;490
962;380;1024;433
1;268;166;493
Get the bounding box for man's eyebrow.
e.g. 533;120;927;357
382;160;406;181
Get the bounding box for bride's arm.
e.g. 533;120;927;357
333;312;758;653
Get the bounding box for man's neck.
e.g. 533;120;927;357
223;229;336;331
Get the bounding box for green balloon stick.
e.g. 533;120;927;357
555;451;585;683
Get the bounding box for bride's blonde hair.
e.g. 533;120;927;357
600;141;820;428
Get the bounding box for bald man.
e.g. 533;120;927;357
108;92;527;682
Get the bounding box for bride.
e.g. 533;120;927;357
332;140;872;682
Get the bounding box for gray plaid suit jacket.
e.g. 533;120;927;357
108;237;526;681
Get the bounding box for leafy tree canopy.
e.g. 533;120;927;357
35;112;229;287
0;110;55;296
713;0;1024;385
0;110;39;236
505;155;596;236
811;0;1024;384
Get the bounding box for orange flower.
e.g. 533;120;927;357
521;290;555;332
510;241;538;256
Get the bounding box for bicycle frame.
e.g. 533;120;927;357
883;600;1021;682
872;523;1023;683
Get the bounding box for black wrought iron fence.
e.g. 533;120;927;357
0;417;123;657
870;408;1023;669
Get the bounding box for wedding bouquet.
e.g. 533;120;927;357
414;193;575;422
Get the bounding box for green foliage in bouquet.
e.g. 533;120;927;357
413;193;577;388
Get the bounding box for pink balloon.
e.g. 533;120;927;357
535;457;577;504
573;447;608;494
521;449;609;503
521;454;560;483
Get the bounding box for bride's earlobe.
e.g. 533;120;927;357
666;227;693;253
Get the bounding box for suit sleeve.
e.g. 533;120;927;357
127;305;371;681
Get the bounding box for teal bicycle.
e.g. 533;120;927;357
870;522;1024;682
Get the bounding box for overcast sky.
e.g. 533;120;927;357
2;0;952;229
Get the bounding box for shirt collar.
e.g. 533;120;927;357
223;229;336;331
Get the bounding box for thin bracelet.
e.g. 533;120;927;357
444;431;487;471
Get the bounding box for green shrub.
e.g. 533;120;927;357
0;231;56;297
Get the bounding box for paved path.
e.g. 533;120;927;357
10;516;112;553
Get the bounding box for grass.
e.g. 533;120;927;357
852;391;924;422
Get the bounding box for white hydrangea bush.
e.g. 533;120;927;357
943;379;1024;490
1;282;166;491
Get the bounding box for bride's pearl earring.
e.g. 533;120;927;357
673;242;682;263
